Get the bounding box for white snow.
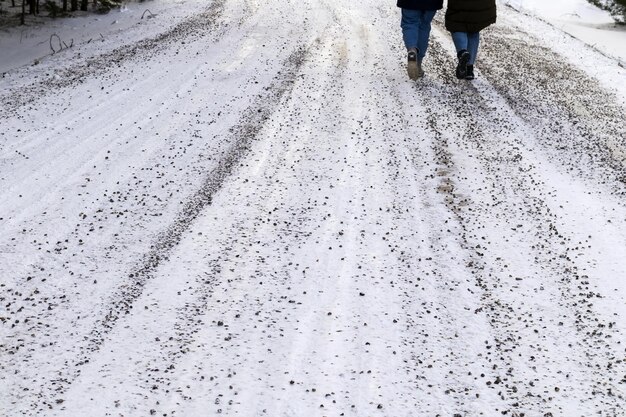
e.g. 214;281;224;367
1;0;626;416
504;0;626;63
0;0;200;73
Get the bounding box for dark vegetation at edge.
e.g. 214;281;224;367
589;0;626;24
0;0;150;25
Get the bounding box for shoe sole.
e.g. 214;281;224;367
408;60;419;80
417;61;425;78
456;52;470;79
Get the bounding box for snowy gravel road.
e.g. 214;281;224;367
1;1;626;416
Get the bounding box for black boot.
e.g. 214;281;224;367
465;65;475;80
456;50;470;79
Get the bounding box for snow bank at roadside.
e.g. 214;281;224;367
503;0;626;63
0;0;204;74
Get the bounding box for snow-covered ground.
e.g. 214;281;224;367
0;0;214;74
1;0;626;416
505;0;626;63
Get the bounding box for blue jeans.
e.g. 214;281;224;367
401;9;437;61
451;32;480;65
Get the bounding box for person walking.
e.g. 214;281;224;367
445;0;496;80
397;0;444;80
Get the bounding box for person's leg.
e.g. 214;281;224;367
467;32;480;65
416;10;437;61
451;31;469;54
402;9;422;79
451;32;470;79
401;9;420;51
464;32;480;80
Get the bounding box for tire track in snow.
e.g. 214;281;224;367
474;22;626;414
132;20;423;416
415;28;626;415
85;41;310;371
402;84;505;416
133;34;349;417
471;16;626;403
58;22;403;414
479;24;626;195
1;1;328;413
0;26;308;414
144;23;346;404
381;24;518;414
164;29;367;417
0;43;312;416
0;0;227;116
379;37;502;416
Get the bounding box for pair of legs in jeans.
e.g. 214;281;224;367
400;9;436;79
401;9;437;63
401;9;481;80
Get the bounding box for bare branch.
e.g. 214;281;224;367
141;9;155;19
49;34;74;55
50;33;61;54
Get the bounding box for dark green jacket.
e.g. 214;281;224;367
445;0;497;33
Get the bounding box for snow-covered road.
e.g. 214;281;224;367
1;1;626;416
